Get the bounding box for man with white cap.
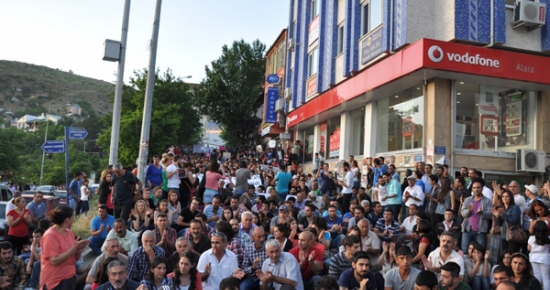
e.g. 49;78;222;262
403;175;425;218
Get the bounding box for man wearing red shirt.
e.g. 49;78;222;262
290;231;323;290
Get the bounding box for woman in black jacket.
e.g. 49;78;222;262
98;169;113;215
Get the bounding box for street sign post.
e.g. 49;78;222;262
69;127;88;140
40;140;65;154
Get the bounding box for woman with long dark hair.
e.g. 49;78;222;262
528;220;550;290
204;161;226;204
216;220;243;267
140;256;173;289
493;190;522;253
510;253;542;290
98;169;113;215
221;207;234;223
170;251;203;290
272;223;294;252
40;206;89;289
464;243;491;289
412;220;434;268
529;200;550;234
490;249;513;287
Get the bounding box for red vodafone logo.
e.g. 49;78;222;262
428;45;444;63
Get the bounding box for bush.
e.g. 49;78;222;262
71;194;99;239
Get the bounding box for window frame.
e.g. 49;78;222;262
337;24;345;54
361;0;383;36
307;47;319;77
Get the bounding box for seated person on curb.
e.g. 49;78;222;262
230;218;251;246
374;208;400;244
166;237;193;273
89;205;115;255
187;219;211;254
324;205;345;250
438;261;472;290
422;231;465;281
414;270;439;290
384;246;421;290
176;197;201;237
328;235;362;280
26;191;46;230
258;239;304;290
289;231;323;290
240;227;268;290
25;228;44;290
203;194;224;228
96;259;141;290
127;230;165;282
338;251;380;290
197;232;244;290
153;213;177;257
435;209;461;240
101;218;138;257
0;241;27;288
86;238;129;286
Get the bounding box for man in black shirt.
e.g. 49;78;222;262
111;163;142;221
176;198;200;236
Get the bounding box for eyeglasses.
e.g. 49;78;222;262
211;232;223;237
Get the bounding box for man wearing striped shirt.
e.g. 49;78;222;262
328;235;362;279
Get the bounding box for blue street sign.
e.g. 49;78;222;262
69;127;88;139
266;74;280;84
434;146;446;155
265;87;278;123
41;140;65;154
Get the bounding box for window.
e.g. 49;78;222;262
377;85;424;152
311;0;321;21
337;25;344;54
350;108;365;156
454;82;536;153
324;116;341;159
361;0;383;36
308;48;318;77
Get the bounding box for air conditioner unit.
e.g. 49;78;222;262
516;149;545;172
284;88;293;100
287;38;295;51
275;99;285;112
513;0;546;29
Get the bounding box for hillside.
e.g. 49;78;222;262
0;60;115;117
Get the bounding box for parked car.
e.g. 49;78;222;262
54;190;68;206
0;185;13;201
21;194;60;216
36;185;57;196
0;201;7;241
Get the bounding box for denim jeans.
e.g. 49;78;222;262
88;236;106;255
81;200;89;214
28;260;40;288
470;275;490;290
233;189;245;197
277;191;288;203
329;234;345;250
178;228;189;237
239;276;259;290
461;231;487;253
386;204;401;219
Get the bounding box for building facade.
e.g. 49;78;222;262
278;0;550;185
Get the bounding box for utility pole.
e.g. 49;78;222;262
137;0;162;183
108;0;131;165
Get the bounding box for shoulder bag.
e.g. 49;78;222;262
506;222;528;243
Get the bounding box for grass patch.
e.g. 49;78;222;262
72;194;99;239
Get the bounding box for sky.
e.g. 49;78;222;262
0;1;290;85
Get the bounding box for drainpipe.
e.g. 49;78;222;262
389;0;395;54
485;0;495;47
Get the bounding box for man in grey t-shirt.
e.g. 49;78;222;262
384;246;421;290
234;161;250;196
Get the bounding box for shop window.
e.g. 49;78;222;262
319;116;341;159
302;127;315;163
350;108;365;156
308;48;318;77
377;85;424;152
361;0;382;36
454;82;536;153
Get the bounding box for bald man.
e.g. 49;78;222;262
289;231;323;289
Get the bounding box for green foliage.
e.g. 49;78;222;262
194;39;266;147
13;106;48;119
97;69;202;166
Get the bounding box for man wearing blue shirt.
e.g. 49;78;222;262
89;204;115;255
324;205;345;250
316;163;331;196
275;164;292;201
68;171;83;215
26;191;46;228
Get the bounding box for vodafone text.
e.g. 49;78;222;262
446;52;500;68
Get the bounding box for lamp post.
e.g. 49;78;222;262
105;0;131;166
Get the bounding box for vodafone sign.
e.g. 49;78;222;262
427;45;500;68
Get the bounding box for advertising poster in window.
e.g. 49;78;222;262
402;117;415;137
479;85;499;116
480;115;499;136
319;122;327;159
329;128;341;158
504;92;522;137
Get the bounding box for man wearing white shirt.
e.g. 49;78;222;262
338;162;354;215
398;204;418;246
197;232;244;290
403;176;425;217
101;219;138;257
166;155;180;196
424;232;465;281
258;239;304;290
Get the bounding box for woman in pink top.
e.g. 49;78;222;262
40;206;89;290
203;161;226;204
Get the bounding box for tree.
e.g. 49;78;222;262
97;69;202;166
194;39;266;147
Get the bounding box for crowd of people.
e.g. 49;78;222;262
3;144;550;290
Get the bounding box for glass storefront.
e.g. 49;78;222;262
454;82;536;153
377;85;424;152
350;108;365;156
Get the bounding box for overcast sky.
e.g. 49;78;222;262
0;1;289;84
